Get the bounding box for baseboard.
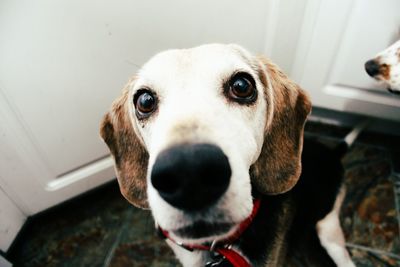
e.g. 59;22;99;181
309;106;400;136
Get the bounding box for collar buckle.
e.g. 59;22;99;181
206;251;226;267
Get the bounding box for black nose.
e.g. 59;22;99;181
151;143;231;211
365;59;380;77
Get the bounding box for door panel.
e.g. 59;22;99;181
293;0;400;121
329;0;400;91
0;187;25;251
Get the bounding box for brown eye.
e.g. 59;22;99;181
227;73;257;103
134;90;157;118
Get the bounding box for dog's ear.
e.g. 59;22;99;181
251;57;312;194
100;80;149;208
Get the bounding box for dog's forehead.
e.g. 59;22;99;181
136;44;255;87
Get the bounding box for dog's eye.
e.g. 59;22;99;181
134;90;157;118
227;73;257;103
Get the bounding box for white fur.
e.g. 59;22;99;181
317;186;355;267
127;44;268;265
168;240;209;267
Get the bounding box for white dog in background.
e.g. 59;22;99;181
365;39;400;94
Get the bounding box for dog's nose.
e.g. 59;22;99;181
151;143;231;211
365;59;380;77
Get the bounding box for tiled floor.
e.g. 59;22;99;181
6;121;400;267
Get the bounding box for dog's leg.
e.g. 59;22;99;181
316;186;355;267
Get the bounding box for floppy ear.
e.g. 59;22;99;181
251;57;312;195
100;80;149;208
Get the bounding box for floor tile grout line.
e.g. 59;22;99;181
367;251;398;266
102;208;134;267
346;243;400;261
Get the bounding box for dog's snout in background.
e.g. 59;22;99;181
364;39;400;94
151;143;231;211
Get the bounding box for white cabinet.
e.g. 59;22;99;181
288;0;400;121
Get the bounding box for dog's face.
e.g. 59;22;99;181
100;44;311;244
365;39;400;94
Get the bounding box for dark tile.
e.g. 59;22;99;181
348;247;400;267
8;182;131;267
107;239;178;267
340;144;400;264
105;209;179;267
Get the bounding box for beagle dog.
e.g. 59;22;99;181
100;44;355;267
365;39;400;94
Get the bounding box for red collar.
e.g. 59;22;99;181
158;199;261;267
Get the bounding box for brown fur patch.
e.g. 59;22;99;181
100;81;149;209
251;57;312;194
380;64;391;80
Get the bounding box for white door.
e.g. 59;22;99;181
291;0;400;122
0;187;25;252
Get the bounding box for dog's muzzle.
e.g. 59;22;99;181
151;143;231;211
